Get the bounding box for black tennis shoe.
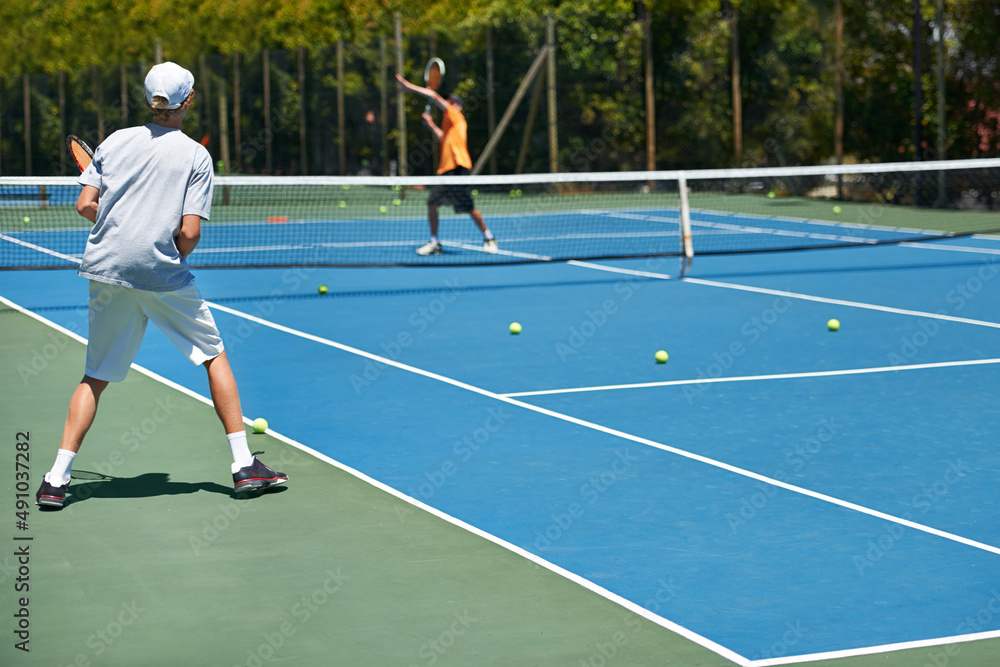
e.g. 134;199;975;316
233;451;288;493
36;475;68;509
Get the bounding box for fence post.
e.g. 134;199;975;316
23;74;31;176
298;46;307;176
394;13;407;176
546;14;558;173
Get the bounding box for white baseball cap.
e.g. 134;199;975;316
144;62;194;109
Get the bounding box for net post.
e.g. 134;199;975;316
678;175;693;277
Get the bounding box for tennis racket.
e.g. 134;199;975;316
67;134;94;173
423;57;446;114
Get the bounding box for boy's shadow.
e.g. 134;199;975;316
58;471;286;508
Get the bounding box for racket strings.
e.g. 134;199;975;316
67;138;93;172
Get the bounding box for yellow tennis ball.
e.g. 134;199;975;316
833;205;842;214
23;216;30;224
509;322;522;335
318;284;328;295
380;205;388;213
827;319;840;331
252;418;268;434
393;198;402;206
339;200;347;208
655;350;669;363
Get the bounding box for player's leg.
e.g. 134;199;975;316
417;203;443;255
203;351;243;435
59;376;111;454
38;282;145;508
140;284;287;492
470;210;497;252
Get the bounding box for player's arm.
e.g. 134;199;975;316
76;185;100;224
395;74;447;110
176;214;202;258
422;113;444;141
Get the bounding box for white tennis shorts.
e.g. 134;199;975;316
85;280;225;382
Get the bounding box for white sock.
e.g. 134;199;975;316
228;432;254;472
47;449;76;486
484;231;494;241
430;235;439;244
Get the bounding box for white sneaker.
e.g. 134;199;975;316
483;238;499;254
416;240;442;256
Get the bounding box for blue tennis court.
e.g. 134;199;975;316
4;218;1000;664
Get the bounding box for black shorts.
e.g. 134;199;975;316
428;166;475;213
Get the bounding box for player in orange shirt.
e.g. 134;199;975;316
396;73;498;256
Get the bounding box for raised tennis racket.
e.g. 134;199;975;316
67;134;94;173
423;57;445;114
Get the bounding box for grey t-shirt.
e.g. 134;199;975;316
78;123;214;292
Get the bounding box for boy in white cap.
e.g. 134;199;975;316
36;62;287;509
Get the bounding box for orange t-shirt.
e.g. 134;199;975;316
438;103;472;174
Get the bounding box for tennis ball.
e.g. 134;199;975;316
472;189;479;196
833;205;842;214
393;198;402;206
655;350;669;363
379;205;388;213
509;322;522;335
339;200;347;208
22;216;30;224
767;191;776;199
827;318;841;332
252;418;268;434
318;284;328;295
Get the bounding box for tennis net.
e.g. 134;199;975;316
2;158;999;270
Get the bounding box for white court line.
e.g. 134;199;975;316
194;300;1000;563
7;283;1000;664
503;357;1000;398
748;629;1000;667
0;292;745;666
0;232;82;264
567;260;1000;329
901;241;1000;255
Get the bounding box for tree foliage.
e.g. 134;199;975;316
1;0;998;176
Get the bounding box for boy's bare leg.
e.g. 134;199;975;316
204;351;244;435
470;209;490;235
428;204;440;237
58;376;110;454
